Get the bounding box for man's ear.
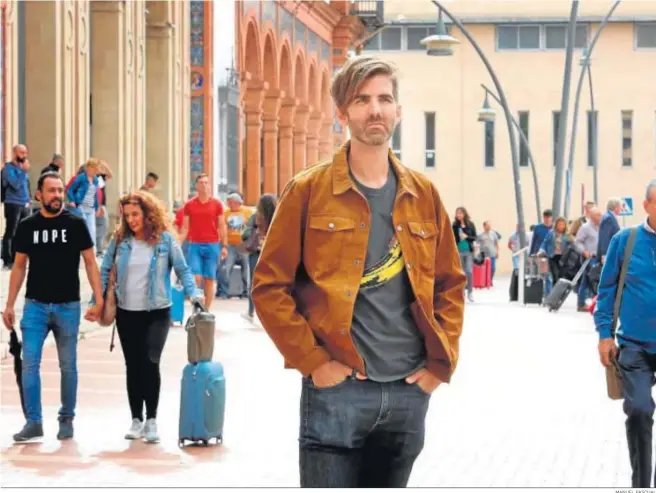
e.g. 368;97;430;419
35;189;41;202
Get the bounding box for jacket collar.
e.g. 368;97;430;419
331;141;418;198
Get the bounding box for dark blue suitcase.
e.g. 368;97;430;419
171;283;185;325
179;361;225;446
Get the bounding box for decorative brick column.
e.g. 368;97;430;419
243;80;266;205
306;110;323;167
277;97;297;193
262;89;283;195
319;119;333;160
293;103;310;174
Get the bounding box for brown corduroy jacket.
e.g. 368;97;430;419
251;143;466;383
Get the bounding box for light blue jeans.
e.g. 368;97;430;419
21;300;81;424
79;207;97;252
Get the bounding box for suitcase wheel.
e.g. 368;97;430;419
179;439;185;447
202;440;209;447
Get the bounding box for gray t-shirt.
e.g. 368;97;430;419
350;167;426;382
121;238;154;311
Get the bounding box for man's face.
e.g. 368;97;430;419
643;189;656;227
614;204;622;215
146;177;157;189
227;198;240;211
337;74;401;148
544;215;553;228
483;222;491;232
13;146;27;163
196;177;210;195
585;203;595;216
590;210;602;226
38;177;64;214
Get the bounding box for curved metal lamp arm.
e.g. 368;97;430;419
482;84;541;224
587;64;598;205
431;0;527;248
563;0;621;218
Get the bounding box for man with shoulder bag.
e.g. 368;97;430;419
594;179;656;488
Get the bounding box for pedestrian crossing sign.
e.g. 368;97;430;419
619;197;634;216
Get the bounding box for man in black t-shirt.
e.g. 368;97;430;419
2;172;104;443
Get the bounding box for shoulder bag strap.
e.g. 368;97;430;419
612;227;639;337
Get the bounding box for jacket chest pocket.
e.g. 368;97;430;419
407;221;438;273
304;215;356;277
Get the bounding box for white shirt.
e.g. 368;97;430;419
121;239;154;311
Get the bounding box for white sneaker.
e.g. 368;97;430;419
241;313;254;324
143;418;159;443
125;418;143;440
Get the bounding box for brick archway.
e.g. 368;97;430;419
277;41;296;192
292;52;309;174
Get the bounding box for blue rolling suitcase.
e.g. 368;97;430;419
171;283;185;325
178;361;225;446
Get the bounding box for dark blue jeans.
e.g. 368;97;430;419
299;376;431;487
618;343;656;488
21;300;81;424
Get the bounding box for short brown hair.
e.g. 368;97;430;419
330;55;399;111
195;173;208;183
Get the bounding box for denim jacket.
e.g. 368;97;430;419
95;231;199;310
67;173;99;210
539;231;572;258
1;162;30;205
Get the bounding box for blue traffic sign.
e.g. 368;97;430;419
619;197;634;217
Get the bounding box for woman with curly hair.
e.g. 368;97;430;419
98;191;200;443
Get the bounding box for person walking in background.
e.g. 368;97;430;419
574;207;601;312
537;216;574;295
96;191;201;443
1;144;32;270
139;172;159;193
477;220;501;280
529;209;554;256
179;174;228;309
95;160;113;257
217;192;252;299
594;180;656;488
40;153;64;177
241;193;277;324
598;197;622;265
453;207;477;302
66;158;110;252
508;223;529;271
3;172;103;442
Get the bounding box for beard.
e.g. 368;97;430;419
43;199;63;214
349;118;394;147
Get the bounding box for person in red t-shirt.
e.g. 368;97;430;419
180;174;227;309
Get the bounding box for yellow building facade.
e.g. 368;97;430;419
367;0;656;273
1;0;191;219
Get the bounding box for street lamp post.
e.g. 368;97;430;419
551;0;580;219
562;0;621;218
421;0;528;249
481;84;542;224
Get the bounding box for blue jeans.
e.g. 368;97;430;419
299;377;431;487
187;242;220;280
247;252;259;317
79;208;97;251
218;245;249;297
577;258;596;308
20;300;81;424
490;256;497;279
618;343;656;487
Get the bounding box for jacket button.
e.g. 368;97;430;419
328;222;335;229
406;263;412;270
340;329;346;335
354;259;360;265
396;225;403;232
360;223;366;229
346;290;352;297
421;230;425;237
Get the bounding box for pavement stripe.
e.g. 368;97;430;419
1;450;193;467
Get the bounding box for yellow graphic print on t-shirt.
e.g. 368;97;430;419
360;236;405;290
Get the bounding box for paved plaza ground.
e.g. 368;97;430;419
0;274;635;487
